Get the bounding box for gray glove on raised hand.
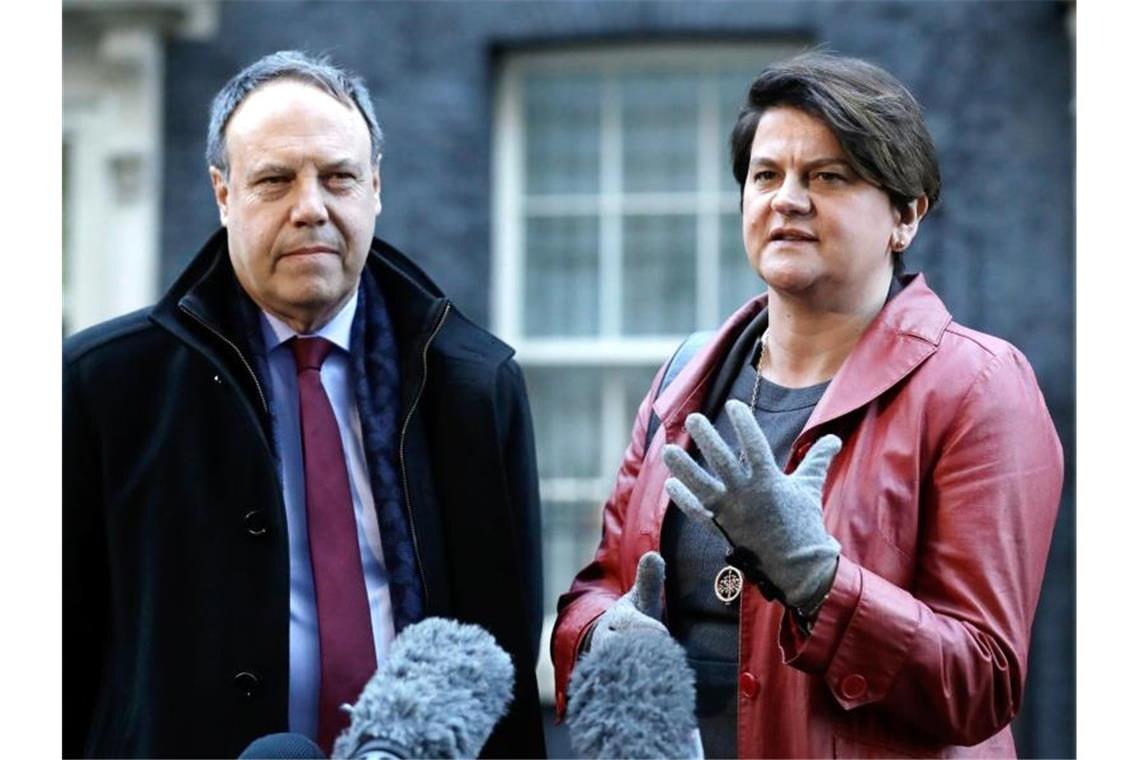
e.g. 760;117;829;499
588;551;669;653
663;399;842;611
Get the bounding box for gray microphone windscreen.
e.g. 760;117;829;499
566;631;698;759
331;617;515;759
239;732;327;759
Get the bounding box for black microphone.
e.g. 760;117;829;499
238;732;326;759
331;617;515;759
566;630;700;759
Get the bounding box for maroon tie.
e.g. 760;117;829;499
291;337;377;754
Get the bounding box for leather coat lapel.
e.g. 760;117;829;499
801;274;951;436
650;274;953;455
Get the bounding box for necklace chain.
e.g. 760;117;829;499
717;328;770;604
740;329;769;464
747;329;768;413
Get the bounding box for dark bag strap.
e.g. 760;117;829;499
643;330;714;454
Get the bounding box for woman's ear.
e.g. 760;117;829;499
892;195;929;251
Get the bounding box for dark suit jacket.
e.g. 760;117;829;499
63;230;545;758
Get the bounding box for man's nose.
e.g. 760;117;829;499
771;177;811;216
290;176;329;226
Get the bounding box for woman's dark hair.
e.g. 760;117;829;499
730;52;941;215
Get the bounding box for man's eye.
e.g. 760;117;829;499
814;171;845;183
258;176;287;186
753;170;778;183
326;173;357;186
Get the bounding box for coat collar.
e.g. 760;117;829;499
804;273;950;434
150;229;274;426
149;229;454;375
364;237;450;371
653;273;952;443
150;228;250;344
652;292;765;447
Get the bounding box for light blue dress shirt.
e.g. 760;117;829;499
259;292;395;740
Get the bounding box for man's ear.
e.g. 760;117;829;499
372;160;382;218
891;195;929;252
209;166;231;226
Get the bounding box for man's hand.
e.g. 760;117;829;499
662;399;841;610
588;551;669;653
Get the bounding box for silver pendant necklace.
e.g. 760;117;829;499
713;329;768;605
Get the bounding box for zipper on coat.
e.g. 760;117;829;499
399;301;451;609
179;304;269;416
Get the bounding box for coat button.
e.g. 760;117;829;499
244;510;268;537
233;671;260;699
739;671;759;699
840;673;867;700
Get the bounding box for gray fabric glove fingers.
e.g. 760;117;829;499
724;399;781;479
792;434;842;493
665;476;716;524
632;550;666;619
589;601;668;653
683;411;745;487
588;551;670;653
663;443;726;507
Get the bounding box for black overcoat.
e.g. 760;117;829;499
63;231;545;758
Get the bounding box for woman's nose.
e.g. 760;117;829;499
771;177;811;216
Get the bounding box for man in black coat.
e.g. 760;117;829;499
63;51;545;758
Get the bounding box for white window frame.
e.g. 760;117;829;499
492;43;803;366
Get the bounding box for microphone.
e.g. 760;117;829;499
566;630;700;759
238;732;326;759
331;617;515;759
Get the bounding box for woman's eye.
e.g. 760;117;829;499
814;171;845;183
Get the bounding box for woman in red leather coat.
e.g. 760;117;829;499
552;53;1063;758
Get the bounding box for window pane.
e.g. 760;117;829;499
542;499;604;614
524;73;600;195
622;214;697;335
719;212;765;320
719;70;758;193
524;366;603;479
621;72;700;193
525;215;599;336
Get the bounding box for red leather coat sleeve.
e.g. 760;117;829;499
550;362;667;719
780;345;1063;745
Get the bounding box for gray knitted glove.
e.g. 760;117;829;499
663;399;842;610
588;551;669;653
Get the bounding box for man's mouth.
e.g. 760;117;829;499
280;245;339;259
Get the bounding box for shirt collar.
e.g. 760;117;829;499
259;289;358;354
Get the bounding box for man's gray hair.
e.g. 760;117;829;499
205;50;383;177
